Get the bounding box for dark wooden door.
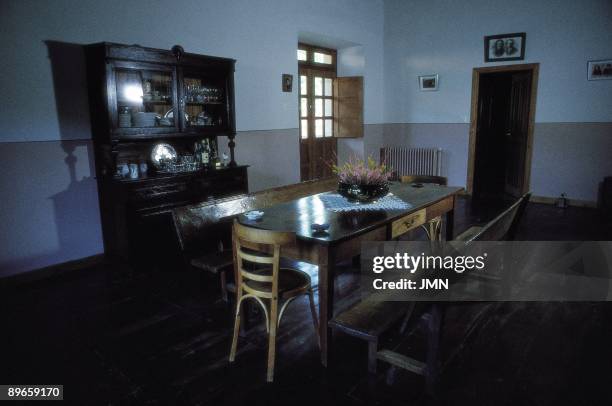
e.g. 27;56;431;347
299;68;337;181
474;74;509;199
504;71;532;197
473;70;532;199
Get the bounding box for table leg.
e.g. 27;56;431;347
445;198;455;240
425;303;443;396
317;245;335;367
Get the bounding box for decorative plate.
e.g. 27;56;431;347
150;143;177;168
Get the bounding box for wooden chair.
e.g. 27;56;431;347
400;175;448;241
229;220;319;382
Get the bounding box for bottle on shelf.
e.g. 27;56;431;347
200;139;210;166
194;141;202;163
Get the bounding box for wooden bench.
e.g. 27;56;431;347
329;193;531;393
172;177;337;300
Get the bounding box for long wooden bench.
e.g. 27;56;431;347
329;193;531;393
172;177;337;300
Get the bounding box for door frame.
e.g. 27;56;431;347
466;63;539;195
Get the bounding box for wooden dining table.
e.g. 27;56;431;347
238;182;463;366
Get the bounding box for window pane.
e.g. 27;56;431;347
314;77;323;96
300;98;308;118
300;75;307;95
115;68;174;128
325;119;332;137
315;98;323;117
324;78;332;96
314;52;332;64
325;99;332;116
301;119;308;139
315;119;323;138
297;49;307;61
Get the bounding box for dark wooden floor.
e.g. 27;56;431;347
2;197;611;405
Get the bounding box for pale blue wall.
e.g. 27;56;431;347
0;0;384;276
1;0;384;143
383;0;612;123
1;0;611;276
382;0;612;200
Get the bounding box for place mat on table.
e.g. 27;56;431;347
319;193;412;212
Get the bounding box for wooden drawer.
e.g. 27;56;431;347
390;208;426;239
129;181;191;211
425;196;454;220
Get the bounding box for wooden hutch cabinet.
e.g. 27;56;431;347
85;42;248;266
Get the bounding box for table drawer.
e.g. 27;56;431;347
391;208;426;238
425;196;454;220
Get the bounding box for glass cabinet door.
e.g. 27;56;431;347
111;61;179;136
180;70;229;133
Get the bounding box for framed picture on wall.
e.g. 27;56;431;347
587;59;612;80
282;74;293;92
484;32;526;62
418;74;438;91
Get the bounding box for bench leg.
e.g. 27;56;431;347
425;303;442;395
368;339;378;374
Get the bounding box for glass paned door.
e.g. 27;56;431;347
181;71;228;132
111;61;178;135
298;68;336;181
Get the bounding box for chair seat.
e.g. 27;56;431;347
244;268;311;298
190;250;233;274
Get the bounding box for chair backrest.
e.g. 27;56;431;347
468;193;531;242
232;220;296;298
400;175;448;186
172;177;337;255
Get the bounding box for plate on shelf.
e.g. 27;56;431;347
132;112;159;127
151;143;177;168
164;108;189;123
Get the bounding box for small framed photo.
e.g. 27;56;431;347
418;74;438;91
484;32;526;62
282;74;293;92
587;59;612;80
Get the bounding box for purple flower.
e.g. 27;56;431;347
333;155;391;186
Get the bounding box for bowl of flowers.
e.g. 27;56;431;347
333;156;392;203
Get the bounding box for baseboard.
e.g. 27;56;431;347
531;195;597;208
459;192;597;208
0;254;105;289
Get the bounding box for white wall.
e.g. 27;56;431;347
0;0;384;275
1;0;384;143
384;0;612;124
2;0;611;275
383;0;612;201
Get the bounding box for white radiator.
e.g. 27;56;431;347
380;147;443;179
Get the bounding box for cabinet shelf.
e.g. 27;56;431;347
143;100;172;105
185;101;224;106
